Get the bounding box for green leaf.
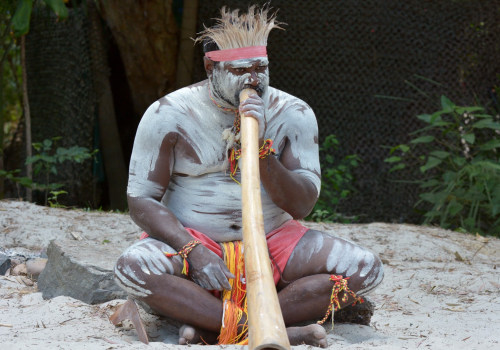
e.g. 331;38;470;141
420;179;441;188
429;112;449;124
452;156;466;167
384;156;401;163
455;106;484;114
411;135;435;144
447;199;464;217
398;144;410;153
11;0;33;37
420;156;442;172
431;121;453;127
479;139;500;151
389;144;410;154
492;203;500;217
18;177;33;187
471;114;493;119
462;217;476;231
43;138;53;149
389;163;405;172
430;151;450;159
419;192;443;204
442;171;458;182
417;114;432;123
440;95;455;112
462;133;475;144
42;0;68;19
472;120;500;130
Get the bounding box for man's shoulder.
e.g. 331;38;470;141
160;80;208;105
266;87;314;116
141;81;208;118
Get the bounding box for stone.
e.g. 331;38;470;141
38;239;127;304
26;258;48;280
11;263;27;276
0;252;11;275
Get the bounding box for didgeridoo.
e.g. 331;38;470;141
239;88;291;350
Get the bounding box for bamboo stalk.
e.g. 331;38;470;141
239;88;290;350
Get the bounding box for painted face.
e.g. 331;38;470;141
210;57;269;107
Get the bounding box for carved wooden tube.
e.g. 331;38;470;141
239;88;290;350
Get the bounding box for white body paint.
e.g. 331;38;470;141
114;238;179;297
128;80;320;242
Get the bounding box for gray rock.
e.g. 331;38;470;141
26;258;48;280
0;251;11;275
38;239;127;304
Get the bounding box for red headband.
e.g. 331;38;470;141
205;46;267;62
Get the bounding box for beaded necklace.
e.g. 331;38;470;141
208;86;275;184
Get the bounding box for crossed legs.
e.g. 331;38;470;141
114;230;384;346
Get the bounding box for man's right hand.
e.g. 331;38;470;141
188;245;235;291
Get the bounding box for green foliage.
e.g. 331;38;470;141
26;137;96;201
386;95;500;236
47;189;67;207
11;0;33;37
0;168;32;190
1;137;97;204
306;134;361;223
11;0;68;37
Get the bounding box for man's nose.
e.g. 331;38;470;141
248;71;259;86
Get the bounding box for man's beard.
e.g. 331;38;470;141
210;69;268;108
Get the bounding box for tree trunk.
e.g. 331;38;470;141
21;35;32;202
175;0;198;89
88;0;128;210
96;0;179;116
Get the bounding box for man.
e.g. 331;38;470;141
114;5;383;347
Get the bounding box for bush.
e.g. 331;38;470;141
385;95;500;236
307;134;361;223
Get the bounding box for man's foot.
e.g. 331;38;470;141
286;324;328;348
178;324;217;345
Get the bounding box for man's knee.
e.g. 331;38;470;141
113;240;176;298
114;253;153;298
357;250;384;294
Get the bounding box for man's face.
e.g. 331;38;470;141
210;57;269;107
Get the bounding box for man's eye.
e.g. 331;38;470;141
235;68;245;73
258;66;268;71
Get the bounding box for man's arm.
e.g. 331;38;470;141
240;94;320;219
127;103;233;290
259;148;318;219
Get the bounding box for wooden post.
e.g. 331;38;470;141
239;88;290;350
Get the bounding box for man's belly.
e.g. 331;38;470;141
162;172;291;242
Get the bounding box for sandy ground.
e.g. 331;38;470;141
0;199;499;349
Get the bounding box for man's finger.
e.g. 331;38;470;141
219;261;235;279
215;271;232;291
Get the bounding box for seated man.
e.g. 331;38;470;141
114;4;383;347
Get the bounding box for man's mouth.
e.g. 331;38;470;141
244;85;264;96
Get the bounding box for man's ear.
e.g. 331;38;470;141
204;57;215;77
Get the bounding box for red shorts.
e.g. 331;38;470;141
141;220;309;285
186;220;309;285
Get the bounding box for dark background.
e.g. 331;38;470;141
8;0;500;223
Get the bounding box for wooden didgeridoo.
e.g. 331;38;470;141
239;88;291;350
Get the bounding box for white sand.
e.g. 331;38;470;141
0;199;499;349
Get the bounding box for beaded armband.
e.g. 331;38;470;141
317;275;364;328
164;240;202;275
258;139;276;159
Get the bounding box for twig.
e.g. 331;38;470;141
0;323;13;327
470;241;488;262
60;318;76;325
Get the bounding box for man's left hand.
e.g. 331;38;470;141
239;92;266;144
